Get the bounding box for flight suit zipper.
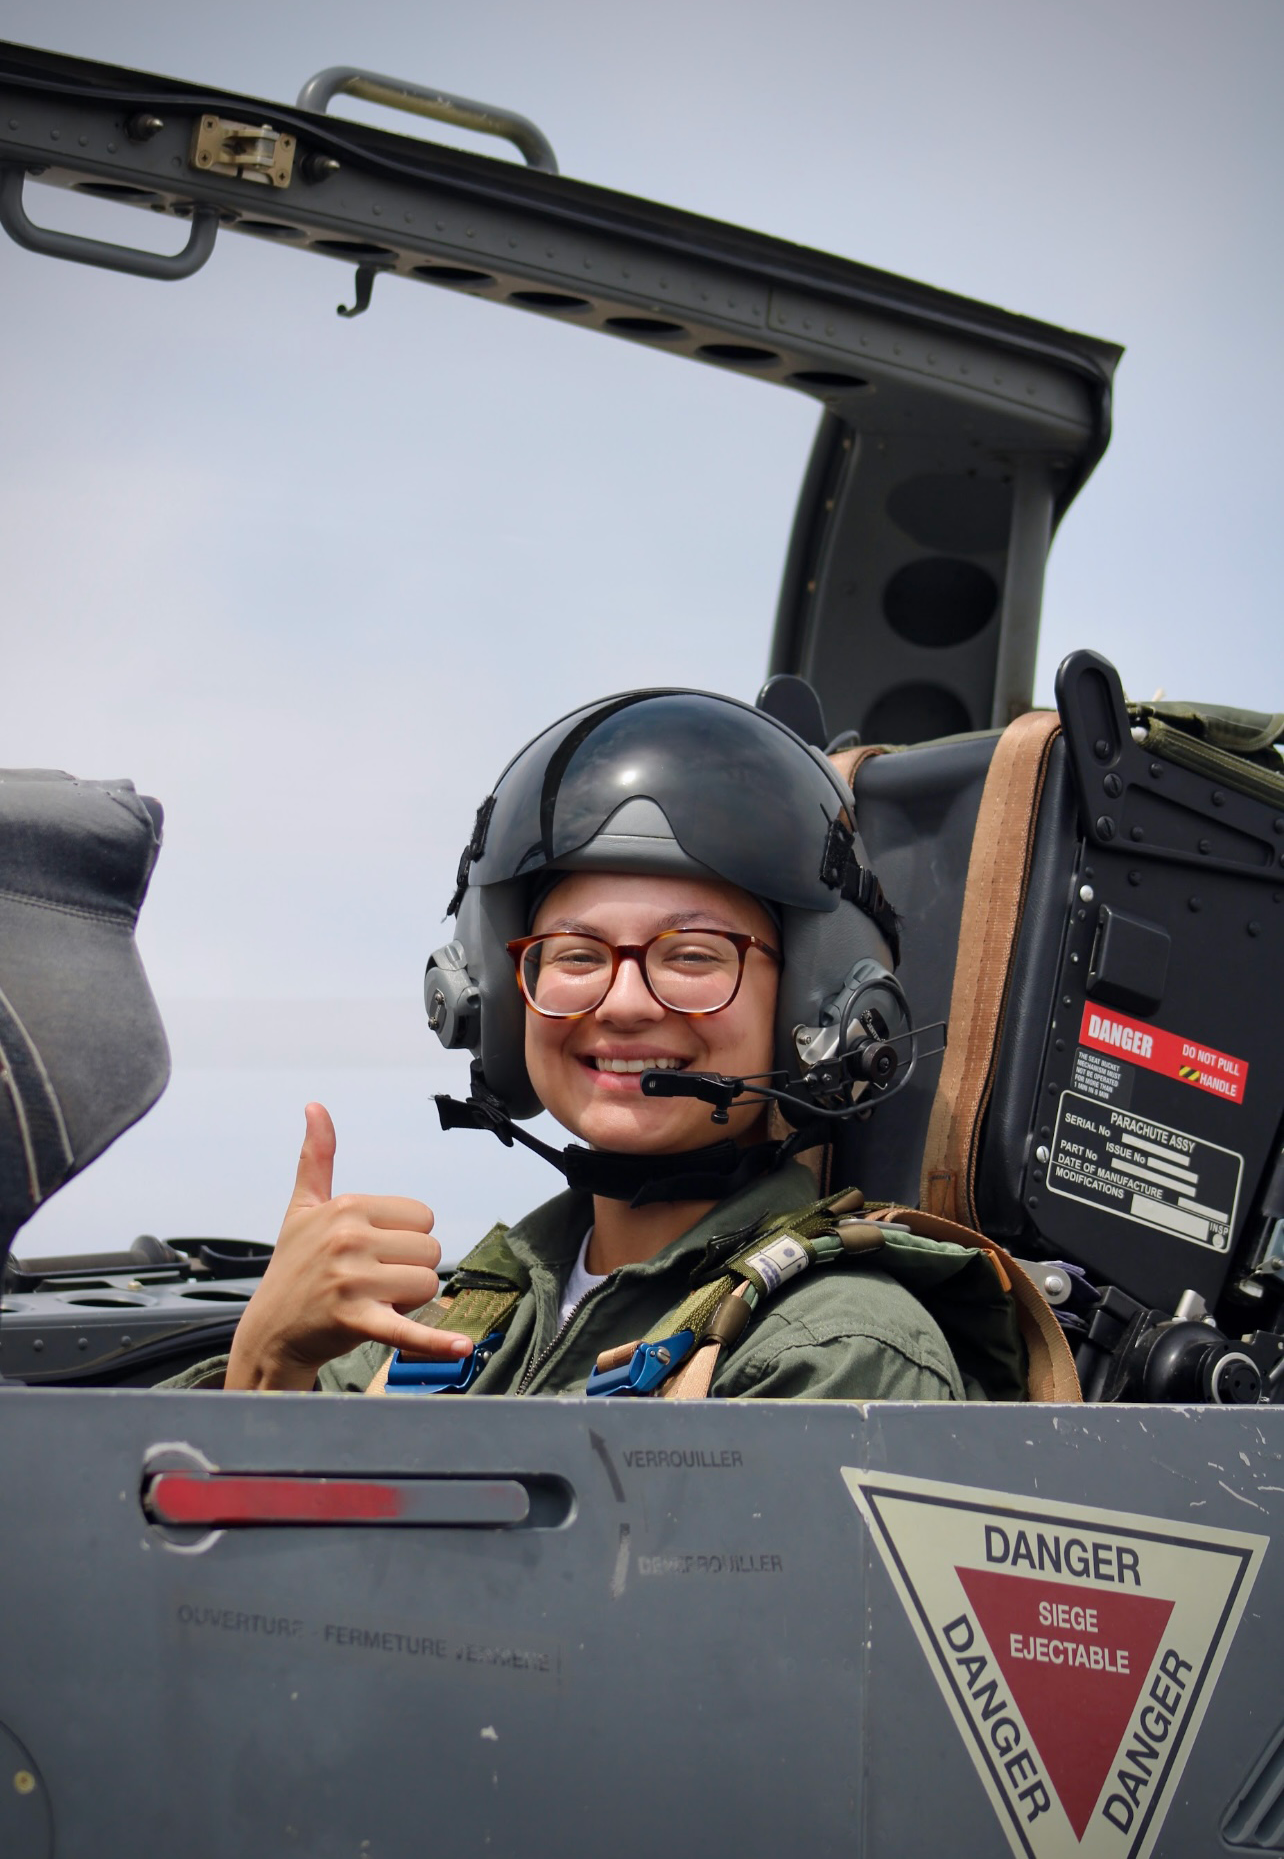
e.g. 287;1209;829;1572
515;1279;614;1396
511;1214;772;1395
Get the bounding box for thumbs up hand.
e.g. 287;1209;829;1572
224;1103;474;1392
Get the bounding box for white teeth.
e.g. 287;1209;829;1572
593;1056;685;1073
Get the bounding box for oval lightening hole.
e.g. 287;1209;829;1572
509;290;589;311
886;474;1013;553
412;265;496;287
862;683;972;744
313;240;396;261
72;182;160;203
883;557;998;648
696;343;778;367
604;316;685;338
788;369;870;391
236;220;305;240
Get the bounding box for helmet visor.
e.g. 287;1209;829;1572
472;692;849;912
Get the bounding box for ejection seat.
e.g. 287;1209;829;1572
838;711;1076;1239
832;649;1284;1403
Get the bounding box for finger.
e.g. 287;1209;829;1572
359;1307;473;1358
370;1230;443;1271
373;1264;443;1310
358;1195;436;1235
291;1102;336;1209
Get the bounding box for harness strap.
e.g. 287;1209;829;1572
828;744;892;789
920;710;1061;1226
660;1284;753;1400
865;1204;1081;1402
592;1188;891;1401
365;1223;527;1396
596;1188;1078;1404
660;1205;892;1400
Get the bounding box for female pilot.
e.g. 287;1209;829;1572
169;690;1022;1401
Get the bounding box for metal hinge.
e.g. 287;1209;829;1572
190;114;296;187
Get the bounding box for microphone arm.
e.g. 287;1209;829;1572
639;1022;941;1124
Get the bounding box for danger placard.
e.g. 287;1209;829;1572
1079;1005;1248;1106
843;1471;1265;1859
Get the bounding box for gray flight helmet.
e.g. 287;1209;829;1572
427;690;905;1121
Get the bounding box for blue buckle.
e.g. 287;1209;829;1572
386;1331;504;1393
585;1329;696;1397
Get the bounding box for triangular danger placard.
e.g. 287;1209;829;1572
843;1471;1266;1859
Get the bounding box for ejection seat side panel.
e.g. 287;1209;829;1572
0;1393;1276;1858
839;732;999;1205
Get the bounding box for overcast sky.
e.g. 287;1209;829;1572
4;0;1281;1258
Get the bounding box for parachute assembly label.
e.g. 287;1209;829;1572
843;1471;1266;1859
1047;1090;1243;1253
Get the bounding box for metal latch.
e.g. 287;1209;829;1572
585;1329;696;1397
190;115;296;187
386;1331;505;1393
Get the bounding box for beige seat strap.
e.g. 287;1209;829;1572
920;711;1062;1227
661;1284;753;1401
366;1357;394;1396
872;1204;1081;1403
829;743;889;790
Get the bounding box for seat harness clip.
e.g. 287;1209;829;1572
585;1329;696;1397
386;1331;505;1393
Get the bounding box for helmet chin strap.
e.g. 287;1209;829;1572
434;1076;803;1208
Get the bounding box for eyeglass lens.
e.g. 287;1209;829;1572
519;933;744;1016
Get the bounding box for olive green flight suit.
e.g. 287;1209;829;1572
163;1161;1022;1401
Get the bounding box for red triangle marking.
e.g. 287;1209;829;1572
956;1567;1174;1840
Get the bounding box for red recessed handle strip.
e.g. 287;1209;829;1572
144;1471;529;1527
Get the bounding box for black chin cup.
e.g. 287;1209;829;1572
434;1089;787;1206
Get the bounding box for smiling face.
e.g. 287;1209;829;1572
523;872;780;1154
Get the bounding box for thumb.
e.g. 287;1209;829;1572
291;1101;335;1208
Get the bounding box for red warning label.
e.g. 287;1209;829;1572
843;1471;1267;1859
956;1568;1173;1839
1079;1006;1248;1106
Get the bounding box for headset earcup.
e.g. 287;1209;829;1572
775;900;907;1090
454;883;543;1120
